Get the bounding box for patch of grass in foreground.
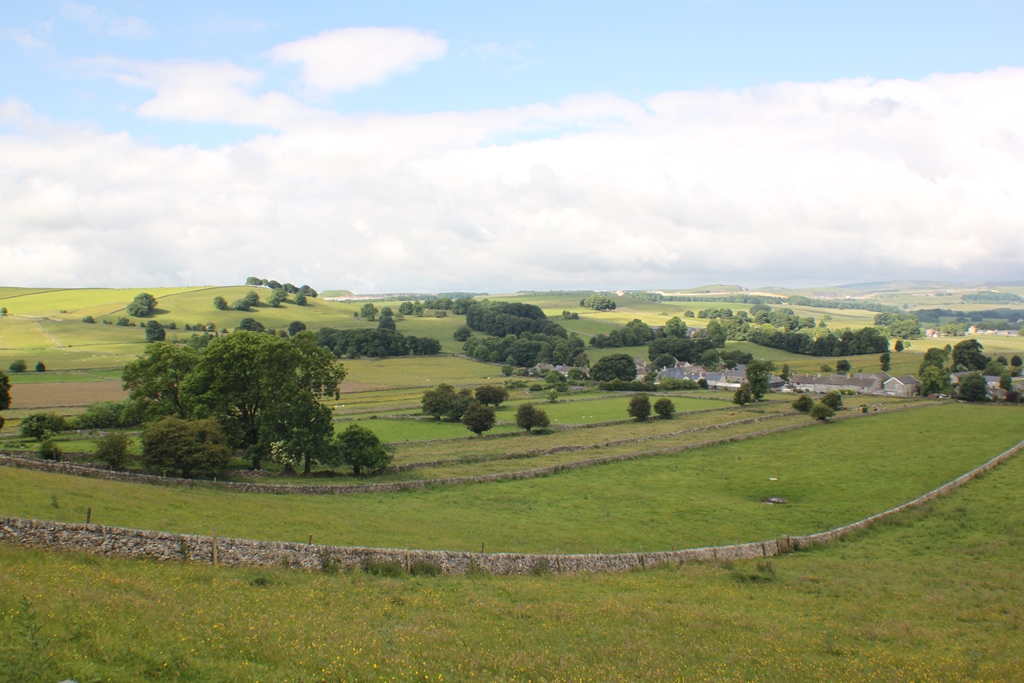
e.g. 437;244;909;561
2;438;1024;682
0;404;1019;554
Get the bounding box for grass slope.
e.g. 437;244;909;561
2;426;1024;681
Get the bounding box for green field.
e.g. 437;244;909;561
1;404;1017;555
2;413;1023;681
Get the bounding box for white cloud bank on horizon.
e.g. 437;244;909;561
1;65;1023;292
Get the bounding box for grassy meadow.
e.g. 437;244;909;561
1;404;1018;554
2;431;1024;682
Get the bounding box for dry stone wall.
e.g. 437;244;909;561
2;438;1021;575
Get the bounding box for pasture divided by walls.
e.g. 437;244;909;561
2;439;1022;575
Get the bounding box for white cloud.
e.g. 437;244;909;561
77;58;324;128
269;27;447;92
60;2;152;39
1;67;1023;290
0;27;50;50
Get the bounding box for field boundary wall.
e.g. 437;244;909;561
1;439;1021;575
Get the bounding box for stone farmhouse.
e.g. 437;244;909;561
787;373;922;397
656;364;785;391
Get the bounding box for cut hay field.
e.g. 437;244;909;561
1;404;1017;555
8;381;126;410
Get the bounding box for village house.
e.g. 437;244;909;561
788;373;884;394
883;375;922;397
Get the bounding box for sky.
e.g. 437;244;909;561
1;1;1023;293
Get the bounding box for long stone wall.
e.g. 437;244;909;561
2;438;1021;575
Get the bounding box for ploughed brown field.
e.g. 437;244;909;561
9;381;127;409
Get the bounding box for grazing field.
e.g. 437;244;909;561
1;404;1018;555
340;355;503;389
2;426;1024;682
8;382;127;410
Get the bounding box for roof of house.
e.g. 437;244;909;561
885;375;921;385
789;374;880;390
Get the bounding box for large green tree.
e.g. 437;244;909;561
182;331;345;470
744;360;776;400
144;320;166;342
141;417;231;479
462;402;496;436
335;424;392;476
952;340;988;372
919;365;952;396
919;346;951;376
126;292;157;317
421;383;474;421
590;353;636;382
515;403;550;432
475;385;509;407
956;372;988;402
664;316;688;338
122;343;200;420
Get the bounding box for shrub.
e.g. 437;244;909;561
237;318;265;333
810;403;835;421
38;437;62;461
820;391;844;410
732;386;752;405
8;360;26;373
82;315;95;323
20;412;69;440
658;378;699;391
627;394;651;421
72;401;128;429
363;559;405;577
94;433;132;470
213;296;229;310
528;383;545;392
409;560;443;577
598;379;652;391
34;361;45;372
791;394;814;413
653;397;676;419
